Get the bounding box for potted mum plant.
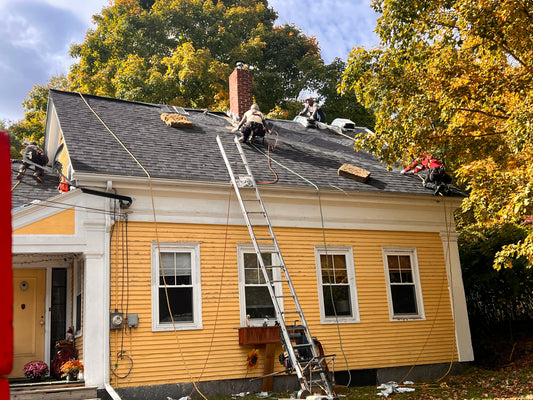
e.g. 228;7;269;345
23;360;49;382
60;360;84;381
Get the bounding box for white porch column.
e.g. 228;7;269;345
440;231;474;362
82;218;108;388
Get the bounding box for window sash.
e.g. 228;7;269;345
383;248;424;320
315;246;359;323
238;245;281;326
152;243;201;331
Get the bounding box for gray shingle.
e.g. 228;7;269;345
48;89;459;197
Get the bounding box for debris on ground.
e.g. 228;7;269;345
377;381;416;397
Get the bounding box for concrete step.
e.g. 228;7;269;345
10;383;98;400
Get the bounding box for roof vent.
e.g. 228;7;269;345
161;105;189;115
331;118;356;132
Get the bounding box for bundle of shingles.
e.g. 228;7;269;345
161;113;193;128
338;163;371;182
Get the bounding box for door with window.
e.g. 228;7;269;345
11;269;46;378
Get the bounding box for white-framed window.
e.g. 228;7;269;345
315;246;359;324
382;247;425;320
151;242;202;331
237;244;283;327
74;258;84;336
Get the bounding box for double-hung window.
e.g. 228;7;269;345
382;247;425;320
151;242;202;331
238;244;282;326
315;246;359;324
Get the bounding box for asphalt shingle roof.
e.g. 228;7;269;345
11;160;60;209
48;89;447;197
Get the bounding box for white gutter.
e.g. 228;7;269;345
104;180;122;400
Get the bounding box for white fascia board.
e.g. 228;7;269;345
80;176;464;234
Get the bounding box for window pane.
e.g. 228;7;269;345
322;285;352;316
244;253;272;284
321;254;348;284
391;284;417;315
245;286;275;319
160;252;191;285
159;287;193;322
388;255;413;283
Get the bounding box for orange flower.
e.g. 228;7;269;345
247;349;259;368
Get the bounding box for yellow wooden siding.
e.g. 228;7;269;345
57;133;70;178
13;208;75;235
109;222;457;388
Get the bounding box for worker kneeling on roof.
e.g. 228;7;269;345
298;97;326;123
17;141;48;183
232;104;269;143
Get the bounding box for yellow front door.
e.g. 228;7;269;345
10;269;46;378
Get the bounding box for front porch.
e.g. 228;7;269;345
9;377;98;400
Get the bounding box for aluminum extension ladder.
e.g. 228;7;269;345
216;135;336;399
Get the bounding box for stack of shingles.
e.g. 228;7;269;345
161;113;193;128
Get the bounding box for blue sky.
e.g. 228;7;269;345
0;0;379;123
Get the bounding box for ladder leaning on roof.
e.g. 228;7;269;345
216;135;337;400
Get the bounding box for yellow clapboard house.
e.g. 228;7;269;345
11;68;472;399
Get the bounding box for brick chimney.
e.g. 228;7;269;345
229;61;253;119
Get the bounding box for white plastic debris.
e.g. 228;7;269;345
377;381;416;397
403;381;414;385
256;392;269;398
232;392;250;399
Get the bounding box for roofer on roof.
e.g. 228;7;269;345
232;103;269;143
17;141;48;183
298;97;326;123
401;152;452;196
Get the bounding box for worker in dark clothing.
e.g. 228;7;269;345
298;97;326;123
17;141;48;183
232;104;269;143
401;152;452;195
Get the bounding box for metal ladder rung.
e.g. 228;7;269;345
255;237;274;241
281;310;301;314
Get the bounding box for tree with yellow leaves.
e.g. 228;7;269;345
341;0;533;269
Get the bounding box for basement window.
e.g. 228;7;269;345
151;242;202;331
382;247;425;321
315;246;360;324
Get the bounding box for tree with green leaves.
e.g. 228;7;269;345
341;0;533;269
8;75;69;158
68;0;323;113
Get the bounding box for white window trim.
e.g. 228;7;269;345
237;244;283;327
382;247;425;321
315;245;360;324
151;242;202;331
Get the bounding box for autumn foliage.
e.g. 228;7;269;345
341;0;533;269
